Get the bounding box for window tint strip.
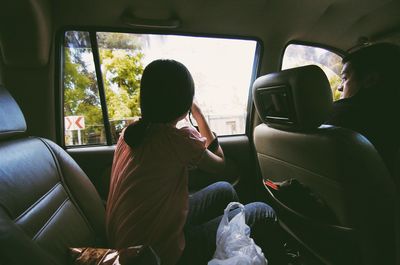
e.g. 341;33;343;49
246;41;262;135
89;31;113;145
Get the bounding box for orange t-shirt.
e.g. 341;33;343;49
106;123;206;265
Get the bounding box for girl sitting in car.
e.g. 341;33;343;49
106;59;286;265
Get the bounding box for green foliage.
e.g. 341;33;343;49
329;74;342;101
65;49;102;119
97;32;142;50
63;31;144;145
100;47;144;119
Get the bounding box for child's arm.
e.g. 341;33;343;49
191;102;224;157
191;102;225;174
190;102;215;146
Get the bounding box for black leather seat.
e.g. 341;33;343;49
0;86;106;264
252;65;397;265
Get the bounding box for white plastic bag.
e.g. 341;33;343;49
208;202;267;265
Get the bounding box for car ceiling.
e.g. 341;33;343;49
55;0;400;48
1;0;399;67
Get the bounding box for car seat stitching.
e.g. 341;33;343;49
14;182;62;222
32;198;68;240
36;137;96;236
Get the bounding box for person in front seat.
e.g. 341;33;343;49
106;59;286;265
326;43;400;176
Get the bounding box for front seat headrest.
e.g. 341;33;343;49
252;65;333;131
0;86;26;140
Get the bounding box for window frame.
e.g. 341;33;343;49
279;40;345;71
56;27;262;148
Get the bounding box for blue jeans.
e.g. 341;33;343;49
178;182;286;265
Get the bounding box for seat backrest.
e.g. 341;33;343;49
252;65;396;264
0;86;106;265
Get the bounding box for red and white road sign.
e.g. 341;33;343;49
65;116;85;130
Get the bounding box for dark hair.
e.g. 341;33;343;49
124;59;195;148
343;43;400;91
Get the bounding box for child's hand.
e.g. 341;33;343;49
191;101;203;121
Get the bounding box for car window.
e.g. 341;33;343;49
63;31;107;146
62;31;258;147
282;44;343;101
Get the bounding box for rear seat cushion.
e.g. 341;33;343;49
0;137;106;264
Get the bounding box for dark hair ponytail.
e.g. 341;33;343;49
123;118;150;148
124;59;195;148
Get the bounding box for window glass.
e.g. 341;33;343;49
282;44;343;100
63;31;106;146
96;32;144;143
62;31;258;146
